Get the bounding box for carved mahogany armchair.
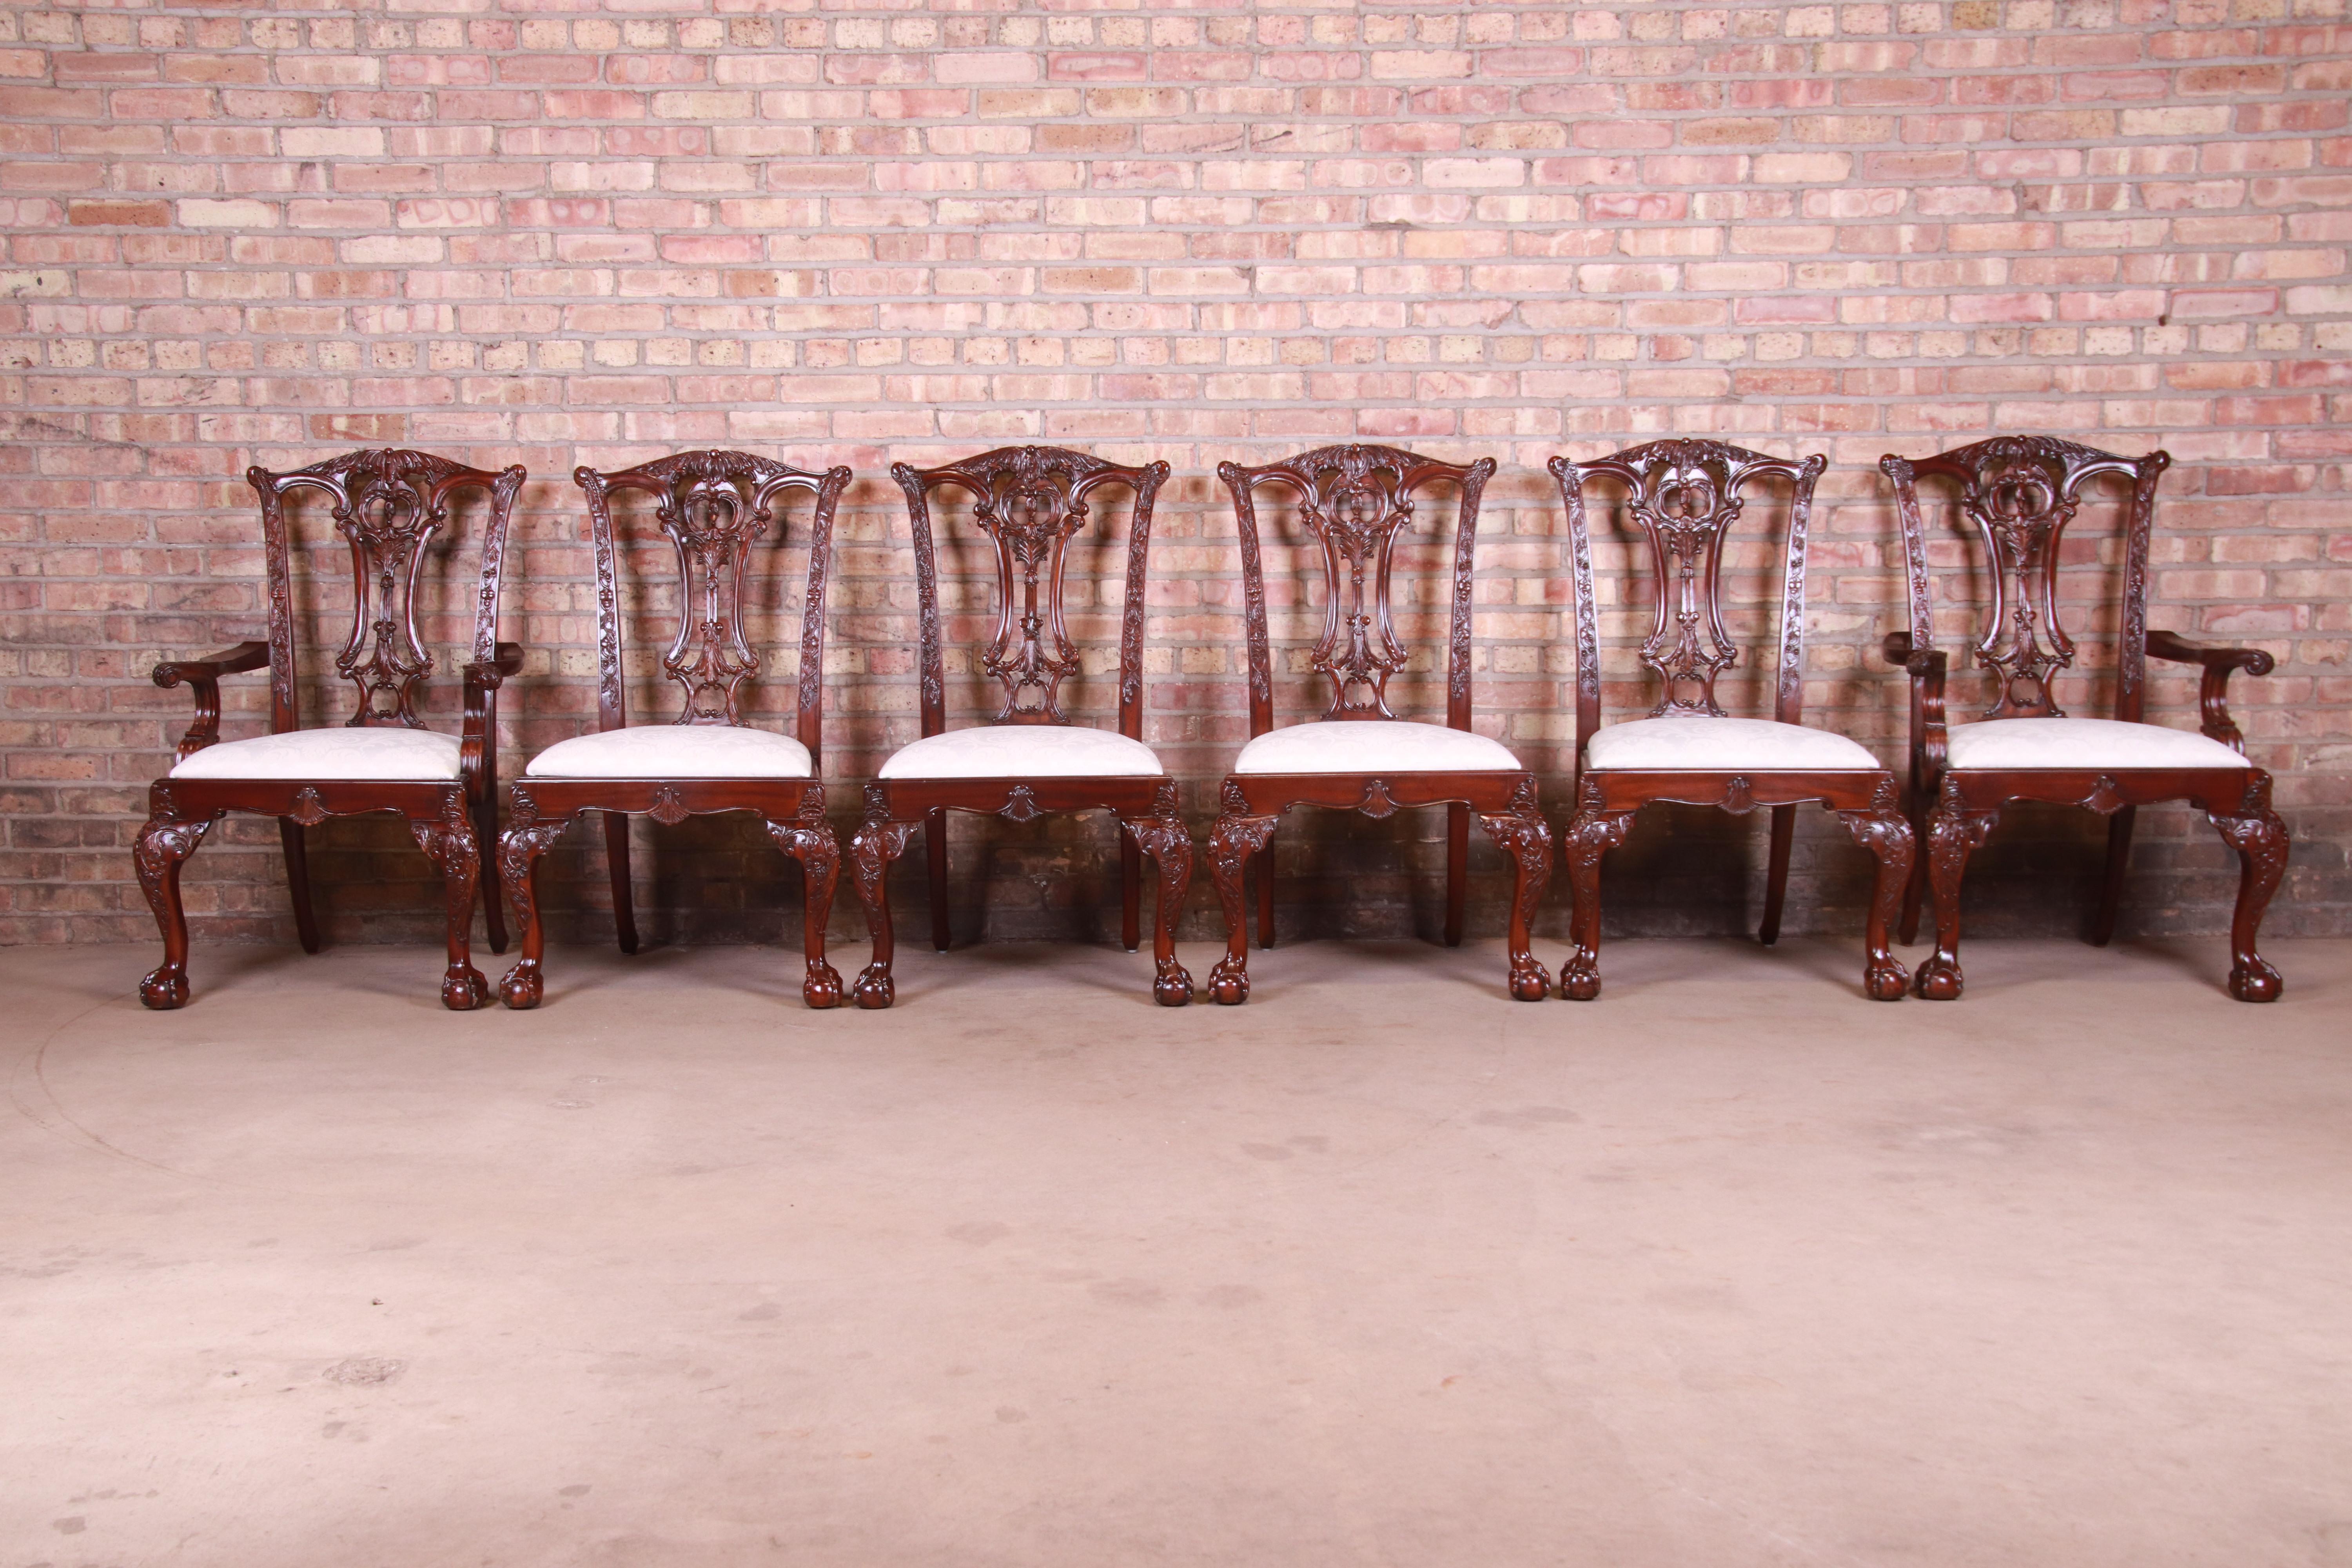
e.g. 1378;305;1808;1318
1203;444;1552;1004
496;451;852;1009
135;448;527;1010
1883;436;2287;1001
1551;441;1914;1001
848;446;1192;1008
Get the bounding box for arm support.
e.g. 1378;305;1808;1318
152;640;270;760
1883;632;1950;780
461;641;524;784
2146;630;2273;751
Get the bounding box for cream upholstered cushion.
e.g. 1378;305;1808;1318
878;725;1162;780
1584;715;1881;772
1233;720;1522;775
525;725;813;779
170;728;463;782
1946;717;2251;771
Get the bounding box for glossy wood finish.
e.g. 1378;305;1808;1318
497;450;851;1009
1884;436;2287;1001
1204;443;1552;1004
850;446;1192;1008
1553;439;1914;1001
136;448;525;1010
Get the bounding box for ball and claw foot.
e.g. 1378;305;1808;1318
441;967;490;1011
1913;957;1963;1001
140;967;190;1010
1509;959;1552;1003
1153;962;1194;1008
1864;959;1910;1002
850;965;894;1009
1207;955;1249;1006
2229;958;2282;1004
802;962;845;1009
499;965;543;1010
1560;960;1600;1002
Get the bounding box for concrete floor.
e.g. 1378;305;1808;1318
3;935;2349;1568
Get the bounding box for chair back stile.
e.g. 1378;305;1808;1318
1217;443;1495;741
573;451;851;772
245;450;526;735
1551;440;1827;782
1882;436;2168;727
891;446;1171;744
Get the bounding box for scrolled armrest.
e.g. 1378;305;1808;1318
2145;629;2275;677
2146;629;2272;751
1882;632;1949;780
1881;631;1948;680
460;642;523;783
462;641;525;691
152;639;270;689
152;639;269;760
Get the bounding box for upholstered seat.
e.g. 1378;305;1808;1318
878;724;1161;780
171;727;464;782
1945;716;2251;771
1585;715;1881;772
1233;719;1521;775
524;724;814;779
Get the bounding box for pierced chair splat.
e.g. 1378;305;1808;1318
848;446;1193;1009
496;450;852;1010
135;447;527;1010
1203;443;1553;1005
1551;439;1914;1002
1882;436;2287;1002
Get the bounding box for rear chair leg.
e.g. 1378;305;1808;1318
2089;804;2135;947
926;806;950;953
1444;801;1468;948
1759;804;1795;946
604;810;639;955
280;817;321;954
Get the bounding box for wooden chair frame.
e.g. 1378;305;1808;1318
135;448;526;1010
1203;443;1553;1005
848;446;1193;1009
1552;440;1915;1002
497;450;851;1009
1883;435;2287;1001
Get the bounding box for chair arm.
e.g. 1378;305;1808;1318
2146;630;2273;750
460;643;523;783
151;639;270;760
1882;632;1948;780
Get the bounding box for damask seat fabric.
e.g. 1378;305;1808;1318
1945;716;2252;771
1232;720;1522;775
524;725;814;779
169;727;464;782
1584;715;1882;772
878;725;1163;780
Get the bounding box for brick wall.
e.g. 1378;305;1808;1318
4;0;2348;956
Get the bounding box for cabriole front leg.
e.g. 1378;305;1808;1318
1835;799;1916;1002
2210;776;2288;1003
767;805;844;1009
1916;803;1997;1001
1475;797;1554;1002
1121;812;1196;1007
1557;806;1632;1001
411;797;489;1011
1205;809;1278;1005
848;811;917;1009
134;801;214;1010
496;815;572;1009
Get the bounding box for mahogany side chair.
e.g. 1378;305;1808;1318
496;450;852;1009
135;448;527;1010
1551;440;1915;1002
1202;443;1553;1004
848;446;1193;1008
1883;436;2288;1001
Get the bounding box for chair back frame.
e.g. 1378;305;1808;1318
892;445;1169;741
573;450;851;768
1217;443;1495;739
247;449;525;735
